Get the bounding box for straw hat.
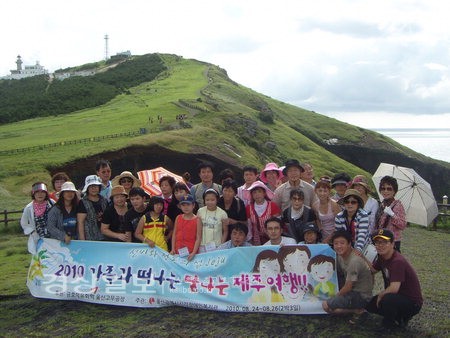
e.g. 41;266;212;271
341;189;364;208
111;171;141;188
110;185;128;199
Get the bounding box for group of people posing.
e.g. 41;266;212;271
20;158;422;333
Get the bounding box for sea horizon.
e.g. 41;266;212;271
370;128;450;163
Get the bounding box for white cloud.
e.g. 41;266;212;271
1;0;450;123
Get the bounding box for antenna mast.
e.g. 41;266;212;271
104;34;109;60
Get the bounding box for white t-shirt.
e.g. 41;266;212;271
197;206;228;246
264;236;297;246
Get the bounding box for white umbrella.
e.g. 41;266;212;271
372;163;439;227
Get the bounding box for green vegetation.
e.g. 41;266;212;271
0;53;448;213
0;54;166;124
0;227;448;337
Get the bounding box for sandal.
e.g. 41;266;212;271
349;311;368;325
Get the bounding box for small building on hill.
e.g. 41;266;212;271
3;55;48;79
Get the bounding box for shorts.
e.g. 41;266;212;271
326;291;370;310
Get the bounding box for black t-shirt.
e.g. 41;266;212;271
218;196;247;222
218;196;247;240
101;205;132;242
124;204;151;243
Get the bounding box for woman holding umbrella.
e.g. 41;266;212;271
374;176;406;252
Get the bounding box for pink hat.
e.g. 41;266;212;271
260;163;283;183
243;180;274;202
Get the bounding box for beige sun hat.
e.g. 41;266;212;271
111;171;141;188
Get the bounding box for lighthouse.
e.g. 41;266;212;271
16;55;23;71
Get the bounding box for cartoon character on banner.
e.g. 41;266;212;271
250;250;284;303
278;245;310;303
307;254;336;300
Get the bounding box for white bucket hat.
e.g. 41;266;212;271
82;175;103;193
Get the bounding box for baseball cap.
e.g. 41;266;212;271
372;229;394;242
179;194;195;204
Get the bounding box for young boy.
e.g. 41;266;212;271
299;222;321;244
237;165;258;206
263;217;297;246
322;230;373;324
218;223;252;249
124;187;150;242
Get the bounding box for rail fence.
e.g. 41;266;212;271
0;209;22;228
0;130;142;156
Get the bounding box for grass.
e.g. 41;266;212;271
0;226;448;337
1;53;448;214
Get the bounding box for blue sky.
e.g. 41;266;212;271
1;0;449;128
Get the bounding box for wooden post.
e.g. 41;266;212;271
3;209;7;228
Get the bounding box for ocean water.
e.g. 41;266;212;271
371;128;450;163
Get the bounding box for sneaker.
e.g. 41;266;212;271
397;316;411;329
349;311;369;325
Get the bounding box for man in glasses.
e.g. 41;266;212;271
366;229;423;333
96;159;113;199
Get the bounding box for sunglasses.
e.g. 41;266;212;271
380;186;393;191
344;199;358;205
120;178;133;183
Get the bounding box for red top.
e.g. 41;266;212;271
174;214;198;254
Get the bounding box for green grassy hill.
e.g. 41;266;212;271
0;53;448;211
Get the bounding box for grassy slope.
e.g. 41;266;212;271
0;54;447;211
0;227;448;337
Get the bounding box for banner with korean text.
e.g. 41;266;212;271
27;239;338;314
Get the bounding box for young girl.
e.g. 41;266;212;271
20;182;54;254
47;182;79;244
312;178;341;244
170;195;202;261
197;188;228;248
135;196;173;251
245;181;281;245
